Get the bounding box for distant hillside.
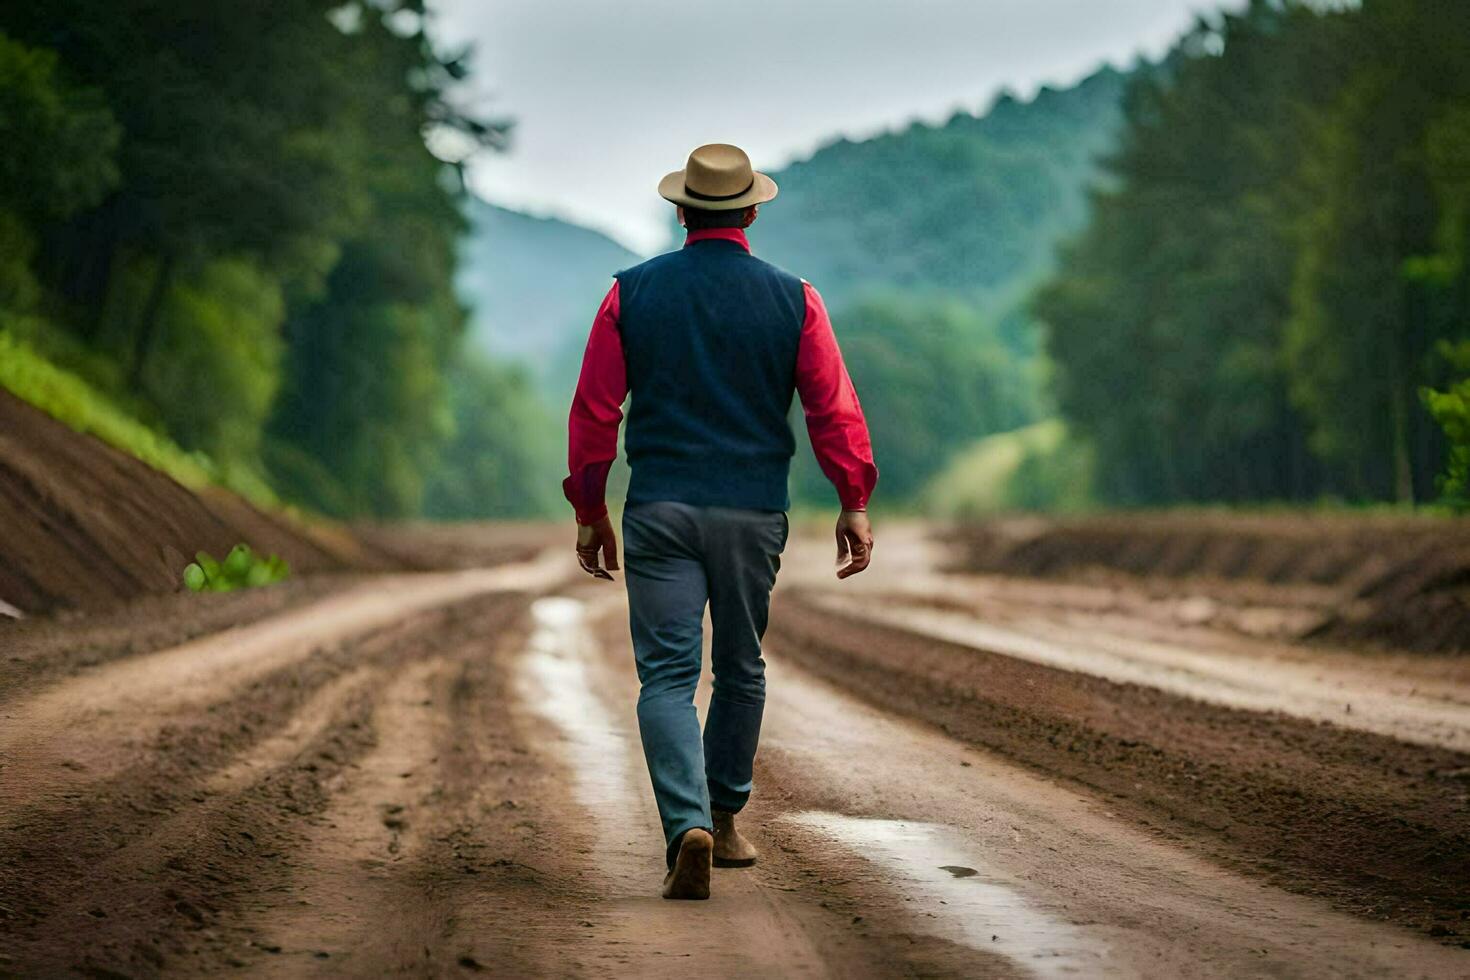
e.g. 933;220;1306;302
456;200;641;387
756;65;1132;323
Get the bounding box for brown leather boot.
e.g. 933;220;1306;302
662;828;713;900
712;809;757;867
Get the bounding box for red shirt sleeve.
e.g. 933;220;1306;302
563;281;626;525
795;281;878;510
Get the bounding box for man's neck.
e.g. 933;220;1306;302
684;228;750;251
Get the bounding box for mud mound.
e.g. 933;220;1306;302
949;514;1470;653
1334;540;1470;653
0;391;393;615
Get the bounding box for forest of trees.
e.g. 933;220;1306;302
1036;0;1470;508
2;0;1466;520
0;0;548;519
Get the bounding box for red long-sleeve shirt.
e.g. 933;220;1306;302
563;228;878;525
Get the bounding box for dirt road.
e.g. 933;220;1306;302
2;524;1467;977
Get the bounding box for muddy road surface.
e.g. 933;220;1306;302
2;524;1467;977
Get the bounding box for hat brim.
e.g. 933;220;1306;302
658;169;778;210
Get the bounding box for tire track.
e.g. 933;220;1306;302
803;589;1470;751
767;593;1470;942
0;553;568;818
0;651;384;975
0;592;530;976
242;656;459;973
233;596;588;977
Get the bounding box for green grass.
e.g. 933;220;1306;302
0;326;215;486
923;419;1095;519
0;324;278;506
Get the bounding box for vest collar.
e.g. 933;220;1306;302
683;228;751;252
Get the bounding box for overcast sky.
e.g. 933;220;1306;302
429;0;1243;254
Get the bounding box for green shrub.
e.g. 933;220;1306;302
1423;341;1470;511
183;544;290;593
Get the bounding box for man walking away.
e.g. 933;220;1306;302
563;143;878;899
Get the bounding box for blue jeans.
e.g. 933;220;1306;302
622;500;788;868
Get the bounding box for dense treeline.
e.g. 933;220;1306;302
1036;0;1470;507
423;354;561;520
0;1;544;518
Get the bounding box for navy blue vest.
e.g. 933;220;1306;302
616;238;806;512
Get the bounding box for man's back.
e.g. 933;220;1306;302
617;231;807;512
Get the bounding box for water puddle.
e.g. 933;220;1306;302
785;812;1103;977
516;597;635;811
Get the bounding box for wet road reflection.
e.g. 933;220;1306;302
785;812;1101;977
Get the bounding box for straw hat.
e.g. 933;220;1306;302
658;143;779;211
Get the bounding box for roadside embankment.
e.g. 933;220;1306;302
946;513;1470;653
0;392;557;618
0;391;397;616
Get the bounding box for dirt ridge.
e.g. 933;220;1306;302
948;514;1470;652
768;591;1470;942
0;594;527;975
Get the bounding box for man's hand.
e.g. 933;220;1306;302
576;515;620;580
835;509;874;579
